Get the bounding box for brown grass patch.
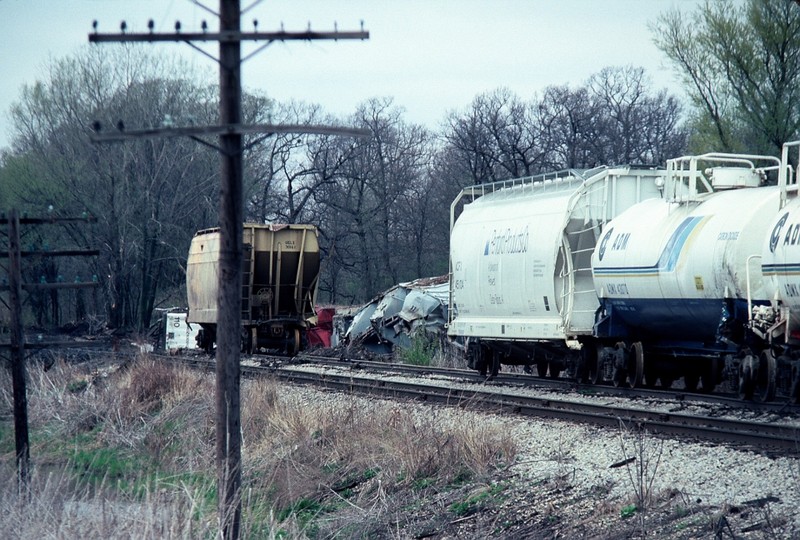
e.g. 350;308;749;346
2;355;518;538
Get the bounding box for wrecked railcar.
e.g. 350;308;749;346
344;276;449;354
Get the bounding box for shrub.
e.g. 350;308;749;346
397;331;439;366
119;359;180;418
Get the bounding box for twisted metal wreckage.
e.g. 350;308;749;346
343;275;449;355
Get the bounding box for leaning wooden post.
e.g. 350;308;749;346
8;208;30;490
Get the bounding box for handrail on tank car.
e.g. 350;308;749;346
665;152;781;203
780;140;800;209
746;254;761;323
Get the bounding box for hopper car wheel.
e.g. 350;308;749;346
683;372;699;392
536;360;548;378
477;353;488;377
287;328;301;356
738;354;756;400
548;361;561;379
756;350;777;402
627;342;644;389
490;351;500;379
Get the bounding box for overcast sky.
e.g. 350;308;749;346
0;0;704;150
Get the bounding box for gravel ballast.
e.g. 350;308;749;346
275;371;800;538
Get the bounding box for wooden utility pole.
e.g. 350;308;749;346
216;2;244;535
88;3;368;537
7;209;29;490
2;210;99;491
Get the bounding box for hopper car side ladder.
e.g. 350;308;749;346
241;240;254;322
558;175;609;332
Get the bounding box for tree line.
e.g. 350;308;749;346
2;0;798;333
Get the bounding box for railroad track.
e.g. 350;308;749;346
168;352;800;455
295;353;800;416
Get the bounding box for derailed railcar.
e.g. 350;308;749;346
448;166;665;377
187;223;320;355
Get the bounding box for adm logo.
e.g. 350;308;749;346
598;227;613;261
770;212;790;253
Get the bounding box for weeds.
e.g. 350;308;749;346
616;420;664;535
449;482;507;516
620;503;637;519
397;331;439;366
0;354;517;538
616;421;663;510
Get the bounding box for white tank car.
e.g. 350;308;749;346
448;166;665;377
590;151;783;397
756;141;800;402
592;188;779;339
762;199;800;330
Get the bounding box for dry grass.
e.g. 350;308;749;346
0;464;202;539
0;355;517;538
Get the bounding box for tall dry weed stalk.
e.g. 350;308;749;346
616;420;664;535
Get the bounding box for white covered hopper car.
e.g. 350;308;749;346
448;165;665;378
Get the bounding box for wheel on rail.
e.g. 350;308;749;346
683;371;699;392
548;361;561;379
587;343;603;384
536;360;548;378
738;354;755;400
489;350;501;379
627;342;644;389
699;357;719;394
474;346;488;376
756;349;777;402
287;328;301;356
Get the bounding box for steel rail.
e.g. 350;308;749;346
169;355;800;454
294;354;800;415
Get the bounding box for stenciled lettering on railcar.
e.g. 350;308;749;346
770;212;789;253
598;228;631;260
781;221;800;249
598;228;613;261
484;225;529;256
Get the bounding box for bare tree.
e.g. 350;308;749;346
589;66;687;165
8;47;219;331
537;84;602;169
311;98;433;302
443;88;546;184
